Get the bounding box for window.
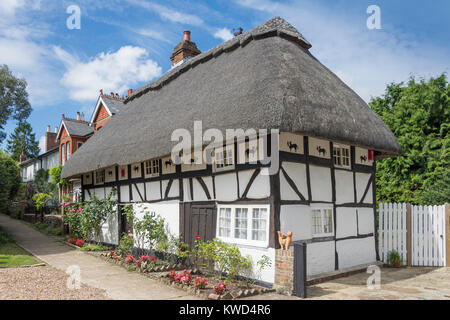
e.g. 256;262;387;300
66;142;70;160
214;145;234;172
61;144;65;165
145;159;160;177
95;170;105;184
333;145;350;169
311;207;334;237
217;205;269;246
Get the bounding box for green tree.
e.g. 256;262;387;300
49;165;69;187
0;150;21;213
370;74;450;204
0;65;32;143
6;121;40;161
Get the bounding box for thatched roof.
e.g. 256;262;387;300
61;17;401;178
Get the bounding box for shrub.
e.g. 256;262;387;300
168;270;177;281
193;276;207;289
125;254;134;264
0;151;21;213
75;239;85;247
388;250;402;267
122;203;167;255
68;237;76;244
117;233;134;257
213;281;227;295
175;269;192;285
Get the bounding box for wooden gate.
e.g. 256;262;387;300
180;203;217;248
378;203;447;266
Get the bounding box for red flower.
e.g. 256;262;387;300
125;254;134;263
213;281;227;295
194;276;207;289
68;238;76;244
179;250;183;253
168;270;177;281
195;234;200;241
75;239;84;247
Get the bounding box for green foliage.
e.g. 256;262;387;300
421;169;450;205
123;203;167;255
370;74;450;204
78;244;108;252
6;121;39;161
0;150;21;213
0;64;32;143
64;189;117;240
49;165;69;187
117;233;134;257
387;250;401;266
32;192;52;211
34;168;55;195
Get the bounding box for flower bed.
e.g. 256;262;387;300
98;251;185;273
158;269;273;300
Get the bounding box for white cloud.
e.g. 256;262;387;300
213;28;234;42
0;0;25;17
54;46;162;102
236;0;450;102
125;0;203;26
38;135;46;154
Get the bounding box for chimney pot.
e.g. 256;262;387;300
100;89;103;95
54;127;58;133
62;114;65;119
77;112;80;120
183;30;191;42
127;89;133;97
81;113;85;121
47;125;50;132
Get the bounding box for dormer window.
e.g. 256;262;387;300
214;145;235;172
333;144;351;169
95;169;105;185
145;159;160;178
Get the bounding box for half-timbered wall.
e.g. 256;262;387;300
81;132;377;281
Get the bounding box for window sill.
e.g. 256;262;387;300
216;236;269;249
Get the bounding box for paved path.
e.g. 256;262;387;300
0;214;199;300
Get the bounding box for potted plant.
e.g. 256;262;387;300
387;250;402;268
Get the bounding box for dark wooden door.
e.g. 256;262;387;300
181;203;217;249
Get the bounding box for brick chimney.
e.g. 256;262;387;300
45;125;58;152
170;30;201;67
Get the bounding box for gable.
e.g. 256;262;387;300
94;103;110;123
60;124;68;139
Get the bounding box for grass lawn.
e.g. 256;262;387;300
0;226;39;267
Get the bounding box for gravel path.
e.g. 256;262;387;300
0;266;109;300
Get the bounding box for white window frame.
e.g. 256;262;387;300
333;144;351;169
144;159;160;178
216;204;270;248
95;169;105;185
310;204;334;238
213;145;235;172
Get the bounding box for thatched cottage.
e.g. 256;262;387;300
61;17;401;289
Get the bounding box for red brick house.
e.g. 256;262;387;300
57;91;127;200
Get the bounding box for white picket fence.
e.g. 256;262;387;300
378;203;447;267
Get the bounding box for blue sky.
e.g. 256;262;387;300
1;0;449;153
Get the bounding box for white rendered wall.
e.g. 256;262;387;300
99;205;119;245
307;241;335;276
309;165;332;202
280;162;308;201
246;168;270;199
145;181;161;201
357;208;375;235
120;185;129;202
214;173;238;201
336;236;376;269
355;172;372;203
336;207;357;238
131;201;180;249
231;245;276;284
334;169;354;204
279;205;311;241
